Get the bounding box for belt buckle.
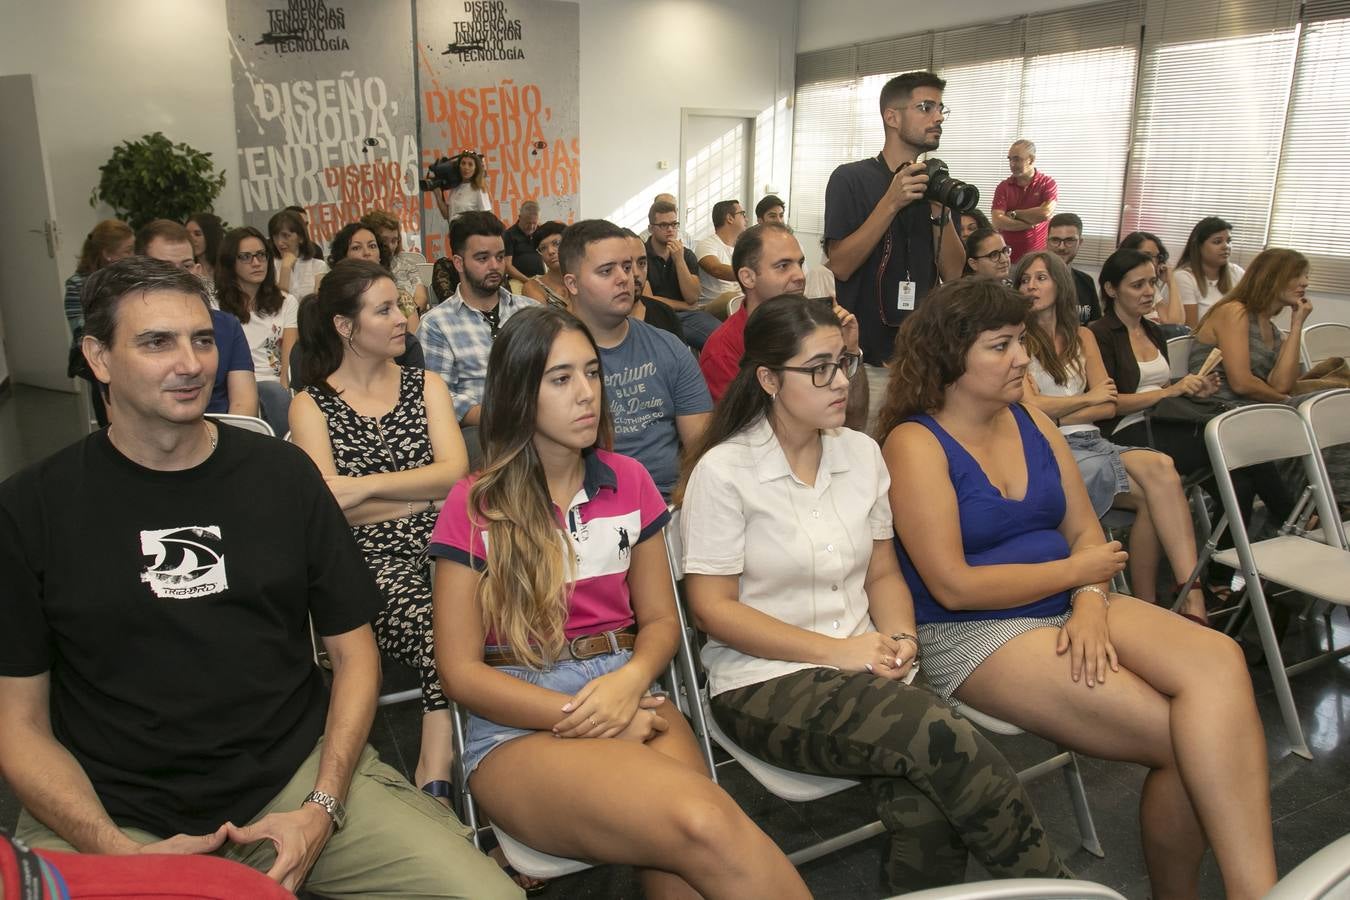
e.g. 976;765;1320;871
569;630;621;660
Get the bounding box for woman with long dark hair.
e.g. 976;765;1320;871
431;305;808;899
1173;216;1245;329
215;226;297;435
1014;250;1209;622
185;213;225;287
878;278;1276;900
678;295;1069;893
268;208;328;300
289;258;467;803
431;152;492;224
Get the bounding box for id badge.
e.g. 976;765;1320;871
897;280;916;312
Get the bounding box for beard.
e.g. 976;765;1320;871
465;269;503;294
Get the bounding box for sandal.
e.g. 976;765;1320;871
481;832;549;895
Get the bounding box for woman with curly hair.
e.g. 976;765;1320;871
878;278;1275;900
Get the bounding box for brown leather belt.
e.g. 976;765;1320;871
482;627;637;667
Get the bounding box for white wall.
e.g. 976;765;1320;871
574;0;795;224
0;1;241;285
0;0;794;289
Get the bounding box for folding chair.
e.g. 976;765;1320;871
1098;508;1134;595
206;412;275;437
1297;389;1350;549
448;702;593;880
1197;404;1350;759
1165;333;1195;381
1262;830;1350;900
665;510;891;867
950;702;1104;858
886;879;1126;900
1300;322;1350;369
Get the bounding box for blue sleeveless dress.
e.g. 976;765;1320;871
897;404;1073;697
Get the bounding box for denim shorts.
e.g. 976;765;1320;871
462;648;646;777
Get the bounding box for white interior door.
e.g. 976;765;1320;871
0;74;71;392
680;112;753;243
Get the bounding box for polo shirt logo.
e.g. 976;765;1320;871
139;526;229;600
616;525;631;559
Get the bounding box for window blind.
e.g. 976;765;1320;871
1119;0;1299;268
1267;3;1350;293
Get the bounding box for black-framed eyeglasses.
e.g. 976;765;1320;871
778;353;861;387
236;250;269;263
1047;236;1080;248
976;245;1012;262
1139;250;1170;265
652;220;680;230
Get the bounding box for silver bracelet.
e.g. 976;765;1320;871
1070;585;1110;608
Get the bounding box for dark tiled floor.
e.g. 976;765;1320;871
3;385;1350;898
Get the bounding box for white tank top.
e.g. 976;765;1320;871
1114;352;1171;435
1028;354;1095;436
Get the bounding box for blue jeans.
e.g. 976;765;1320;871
675;308;721;352
256;380;292;437
462;649;645;776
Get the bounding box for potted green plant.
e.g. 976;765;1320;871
90;132;228;228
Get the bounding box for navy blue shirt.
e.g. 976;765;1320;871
208;309;253;414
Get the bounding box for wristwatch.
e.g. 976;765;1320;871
1010;209;1020;221
304;790;347;830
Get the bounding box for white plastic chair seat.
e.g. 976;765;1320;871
1166;334;1195;381
703;703;860;802
1301;521;1350;545
888;878;1126;899
1261;830;1350;900
952;702;1024;737
416;262;435;288
492;826;591;879
206;412;275;437
1212;535;1350;605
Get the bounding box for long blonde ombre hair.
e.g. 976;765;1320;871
469;305;613;668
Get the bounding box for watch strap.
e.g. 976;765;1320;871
304;789;347;830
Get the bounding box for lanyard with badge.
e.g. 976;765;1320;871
871;153;918;326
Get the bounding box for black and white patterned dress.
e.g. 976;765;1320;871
307;367;445;713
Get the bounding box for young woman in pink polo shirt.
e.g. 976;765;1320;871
430;304;807;899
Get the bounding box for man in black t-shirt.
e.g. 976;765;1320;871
824;70;967;430
0;258;518;899
504;199;544;281
1047;211;1103;324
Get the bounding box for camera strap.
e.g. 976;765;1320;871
872;153;914;326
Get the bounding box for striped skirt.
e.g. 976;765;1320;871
918;612;1071;699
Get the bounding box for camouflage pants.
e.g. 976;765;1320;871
710;667;1070;892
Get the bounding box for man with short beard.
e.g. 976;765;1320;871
418;211;536;466
1046;212;1101;324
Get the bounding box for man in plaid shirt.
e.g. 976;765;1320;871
418;211;536;466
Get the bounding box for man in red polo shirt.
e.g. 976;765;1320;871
991;140;1057;262
700;225;867;428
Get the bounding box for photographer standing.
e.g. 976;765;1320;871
824;71;966;430
430;152;493;223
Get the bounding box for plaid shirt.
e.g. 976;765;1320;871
419;287;536;421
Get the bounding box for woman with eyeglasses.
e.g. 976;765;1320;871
679;295;1070;893
1174;217;1245;329
216;226;298;435
432;304;809;899
1119;231;1184;326
1014;250;1211;625
964;227;1012;284
879;278;1275;900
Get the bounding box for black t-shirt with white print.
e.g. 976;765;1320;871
0;425;381;837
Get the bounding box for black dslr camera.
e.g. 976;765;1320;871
922;158;979;213
419;152;480;192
